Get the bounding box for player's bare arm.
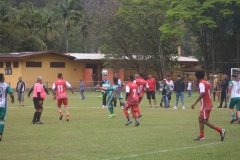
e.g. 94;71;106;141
10;93;14;103
69;87;75;95
191;92;205;109
227;84;232;97
96;85;108;91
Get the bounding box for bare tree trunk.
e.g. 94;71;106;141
66;26;69;53
159;39;165;79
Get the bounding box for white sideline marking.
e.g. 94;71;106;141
101;142;221;160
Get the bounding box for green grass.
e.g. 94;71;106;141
1;91;240;160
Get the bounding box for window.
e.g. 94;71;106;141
26;62;42;68
5;68;12;75
50;62;65;68
0;62;3;68
13;61;19;68
6;62;11;68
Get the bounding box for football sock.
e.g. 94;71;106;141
200;131;204;138
108;105;114;114
59;111;63;115
36;112;41;121
32;112;37;122
66;114;69;119
137;107;141;115
127;116;130;121
124;109;129;117
0;121;5;134
135;118;139;123
215;127;222;133
231;112;236;119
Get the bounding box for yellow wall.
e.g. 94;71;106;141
1;54;86;89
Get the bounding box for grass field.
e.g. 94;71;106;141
1;91;240;160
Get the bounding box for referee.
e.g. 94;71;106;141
31;76;46;124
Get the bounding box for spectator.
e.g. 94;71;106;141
187;80;192;97
160;79;170;108
173;75;185;109
217;74;229;108
213;75;218;101
146;75;157;108
16;77;26;106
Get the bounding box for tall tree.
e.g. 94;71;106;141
59;0;83;53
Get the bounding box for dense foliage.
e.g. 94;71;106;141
1;0;240;78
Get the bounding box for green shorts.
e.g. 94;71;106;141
229;97;240;110
0;107;7;120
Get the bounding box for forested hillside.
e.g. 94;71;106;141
1;0;240;78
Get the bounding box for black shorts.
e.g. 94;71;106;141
147;91;155;99
167;92;172;100
33;97;43;110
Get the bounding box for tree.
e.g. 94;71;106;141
18;35;44;51
164;0;240;79
59;0;83;53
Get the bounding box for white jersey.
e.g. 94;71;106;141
0;82;12;107
229;80;240;98
187;82;192;90
166;79;174;91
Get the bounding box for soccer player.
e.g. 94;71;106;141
32;76;46;124
0;73;14;141
134;73;149;117
114;73;124;107
96;77;121;118
80;80;85;100
191;71;226;141
101;75;110;108
52;73;74;121
227;75;240;123
124;75;140;126
146;75;157;108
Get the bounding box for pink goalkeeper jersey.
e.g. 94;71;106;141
199;80;212;111
33;83;46;99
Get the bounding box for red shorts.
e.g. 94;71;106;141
57;98;68;106
124;101;138;110
200;110;211;120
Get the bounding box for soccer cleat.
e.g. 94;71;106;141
97;95;103;100
59;114;63;120
223;106;227;108
217;106;222;108
125;121;132;126
138;114;142;118
31;121;36;124
194;137;204;141
220;129;226;141
182;106;185;109
109;114;115;119
102;105;105;108
173;106;177;109
134;122;140;127
66;117;69;122
230;119;236;123
36;121;43;124
160;103;162;107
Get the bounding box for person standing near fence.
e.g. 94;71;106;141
146;75;157;108
213;75;218;101
187;80;192;97
161;79;170;108
217;74;229;108
16;77;26;106
0;73;14;141
80;80;85;100
173;75;185;109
